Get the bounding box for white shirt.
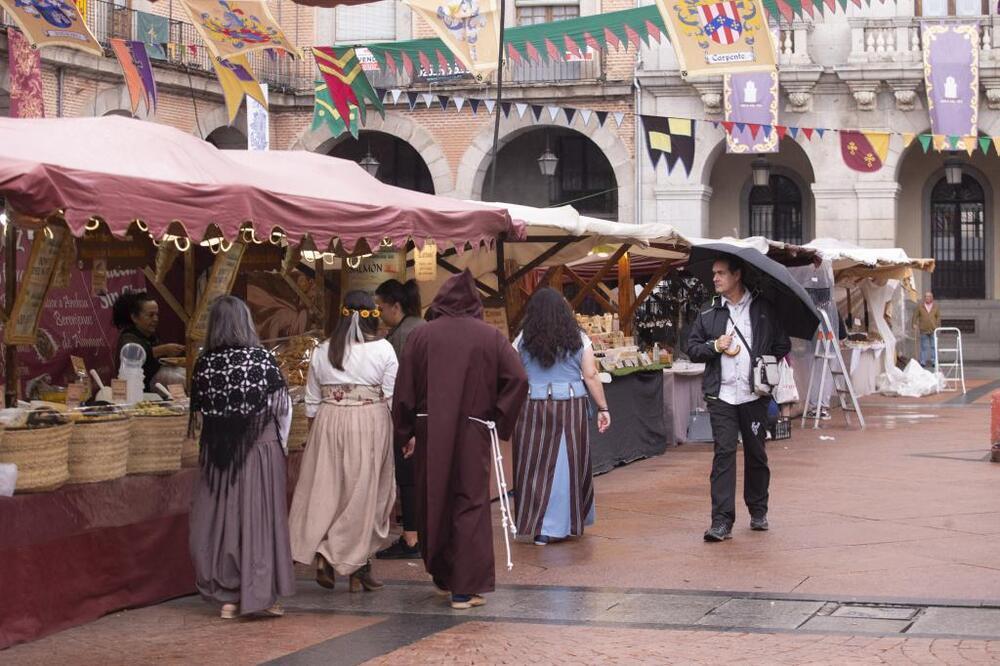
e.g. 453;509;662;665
719;291;756;406
304;339;399;418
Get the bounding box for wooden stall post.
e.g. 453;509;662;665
618;252;633;336
4;221;16;405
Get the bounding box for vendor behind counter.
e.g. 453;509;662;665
112;292;185;391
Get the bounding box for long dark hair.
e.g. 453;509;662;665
328;290;379;370
519;287;584;368
375;279;422;318
112;291;155;330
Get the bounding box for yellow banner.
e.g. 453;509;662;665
210;54;267;124
404;0;501;81
0;0;102;56
181;0;299;60
656;0;776;76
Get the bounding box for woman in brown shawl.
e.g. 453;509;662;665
188;296;295;619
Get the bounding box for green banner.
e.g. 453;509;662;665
136;11;168;61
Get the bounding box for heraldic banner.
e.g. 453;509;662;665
210;54;267;124
8;28;45;118
0;0;102;55
657;0;776;76
922;23;979;152
403;0;501;80
725;70;778;153
182;0;299;60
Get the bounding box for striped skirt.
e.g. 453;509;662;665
513;396;595;539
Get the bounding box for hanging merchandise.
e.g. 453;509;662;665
657;0;777;76
110;39;158;115
7;28;45;119
922;23;979;154
725;70;778;153
210;54;267;124
0;0;102;55
312;47;385;136
840;130;890;173
403;0;501;81
641;116;696;176
312;80;360;139
181;0;299;60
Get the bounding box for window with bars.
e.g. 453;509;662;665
515;3;580;25
930;174;986;299
915;0;988;16
335;0;396;43
748;175;804;245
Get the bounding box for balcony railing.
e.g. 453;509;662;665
848;15;1000;64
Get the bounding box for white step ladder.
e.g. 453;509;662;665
933;327;966;394
801;310;866;430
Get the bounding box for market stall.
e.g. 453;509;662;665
0;115;518;649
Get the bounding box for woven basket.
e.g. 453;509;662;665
181;436;200;468
0;423;72;493
128;414;186;475
68;417;131;484
287;403;310;452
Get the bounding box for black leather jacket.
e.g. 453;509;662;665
685;294;791;399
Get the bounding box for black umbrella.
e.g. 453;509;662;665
685;242;821;340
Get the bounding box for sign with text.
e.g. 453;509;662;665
413;242;437;283
344;247;406;294
188;242;246;341
5;226;70;345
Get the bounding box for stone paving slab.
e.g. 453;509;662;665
832;604;920;620
694;598;825;630
800;615;914;634
908;607;1000;637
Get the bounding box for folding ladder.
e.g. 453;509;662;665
934;327;967;394
801;310;866;430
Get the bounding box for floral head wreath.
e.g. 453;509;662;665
342;306;381;319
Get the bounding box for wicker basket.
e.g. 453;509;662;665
181;436;200;468
287;403;310;452
128;414;186;475
68;417;131;484
0;423;72;493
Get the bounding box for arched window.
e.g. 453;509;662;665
930;174;986;299
748;174;803;244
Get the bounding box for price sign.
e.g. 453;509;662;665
413;242;437;283
188;242;246;341
110;378;128;404
482;306;510;339
5;226;70;345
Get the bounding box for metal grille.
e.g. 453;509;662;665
748;174;803;244
930;175;986;299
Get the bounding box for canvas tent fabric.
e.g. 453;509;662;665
0;116;515;252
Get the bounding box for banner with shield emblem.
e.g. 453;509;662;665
656;0;776;76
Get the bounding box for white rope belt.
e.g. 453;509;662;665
416;413;517;571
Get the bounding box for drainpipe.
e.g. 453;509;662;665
633;55;642;226
56;67;64;117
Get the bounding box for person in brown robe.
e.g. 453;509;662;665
392;269;529;610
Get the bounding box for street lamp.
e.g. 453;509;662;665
944;156;963;186
359;150;380;178
537;134;559;177
751;158;770;187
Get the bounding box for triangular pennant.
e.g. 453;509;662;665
978;136;991;155
932;135;947;151
994;137;1000;156
188;44;198;57
964;136;976;156
711;121;720;129
501;101;512;117
563;35;582;60
438;95;450;110
547;106;561;122
390;89;402;105
543;38;561;61
748;123;761;139
407;91;419;111
525;41;543;63
515;103;528;119
918;134;932;153
469;98;482;114
384;52;397;75
789;127;800;138
564;107;577;125
735;122;747;133
761;125;772;137
484;99;496;114
802;127;815;140
776;125;788;140
579;109;593;126
531;105;544;121
816;128;826;138
902;132;915;149
596;110;609;126
947;135;960;150
374;87;387;103
722;121;735;133
613;111;625;128
421;93;434;108
454;97;466;112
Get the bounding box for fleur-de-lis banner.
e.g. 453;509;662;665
403;0;502;81
181;0;299;60
656;0;776;76
840;131;890;173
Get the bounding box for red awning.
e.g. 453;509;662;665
0;116;515;252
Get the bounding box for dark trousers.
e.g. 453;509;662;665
706;397;770;527
394;445;418;532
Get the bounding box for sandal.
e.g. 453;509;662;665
220;603;238;619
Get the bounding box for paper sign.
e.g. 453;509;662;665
167;384;186;400
188;242;246;341
65;382;85;408
78;228;150;268
483;306;509;339
344;247;406;294
111;378;128;403
91;259;108;295
5;226;69;345
70;355;87;377
414;242;437;283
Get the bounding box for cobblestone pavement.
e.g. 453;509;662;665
3;393;1000;664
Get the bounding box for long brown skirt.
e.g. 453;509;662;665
288;400;395;576
189;432;296;615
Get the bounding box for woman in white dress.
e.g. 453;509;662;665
288;290;399;592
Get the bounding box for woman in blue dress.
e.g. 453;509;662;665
513;288;611;545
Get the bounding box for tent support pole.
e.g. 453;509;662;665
570;244;630;310
4;221;17;405
488;0;507;200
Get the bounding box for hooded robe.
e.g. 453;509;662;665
392;271;529;596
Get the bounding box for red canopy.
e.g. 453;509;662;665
0;116;515;252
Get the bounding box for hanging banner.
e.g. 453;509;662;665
311;79;360;140
110;39;158;115
188;242;247;341
840;130;890;173
7;28;45;118
137;10;169;60
402;0;501;81
181;0;299;60
725;70;778;154
247;82;269;150
210;54;267;124
657;0;776;76
642;115;696;176
0;0;102;55
344;247;406;295
922;23;979;153
5;227;71;345
312;47;385;135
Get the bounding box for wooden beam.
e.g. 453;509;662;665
617;252;633;335
183;248;195;316
503;238;577;288
519;234;586;243
564;267;617;314
621;258;678;324
143;267;189;325
282;272;321;321
436;256;500;299
570;244;630;310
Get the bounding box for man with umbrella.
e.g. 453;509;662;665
685;244;815;542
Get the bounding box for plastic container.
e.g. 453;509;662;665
119;343;146;405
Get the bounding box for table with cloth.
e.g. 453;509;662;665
845;344;885;398
589;369;669;474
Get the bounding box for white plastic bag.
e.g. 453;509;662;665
774;359;800;405
0;463;17;497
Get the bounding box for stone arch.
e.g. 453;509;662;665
194;104;247;142
455;114;633;222
206;125;248;149
293;111;454;195
72;84;152;120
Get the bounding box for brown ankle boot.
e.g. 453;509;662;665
315;554;335;590
350;561;384;592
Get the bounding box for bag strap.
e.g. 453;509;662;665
727;313;752;356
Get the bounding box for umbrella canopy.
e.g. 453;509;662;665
686;241;821;340
0;116;515;252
